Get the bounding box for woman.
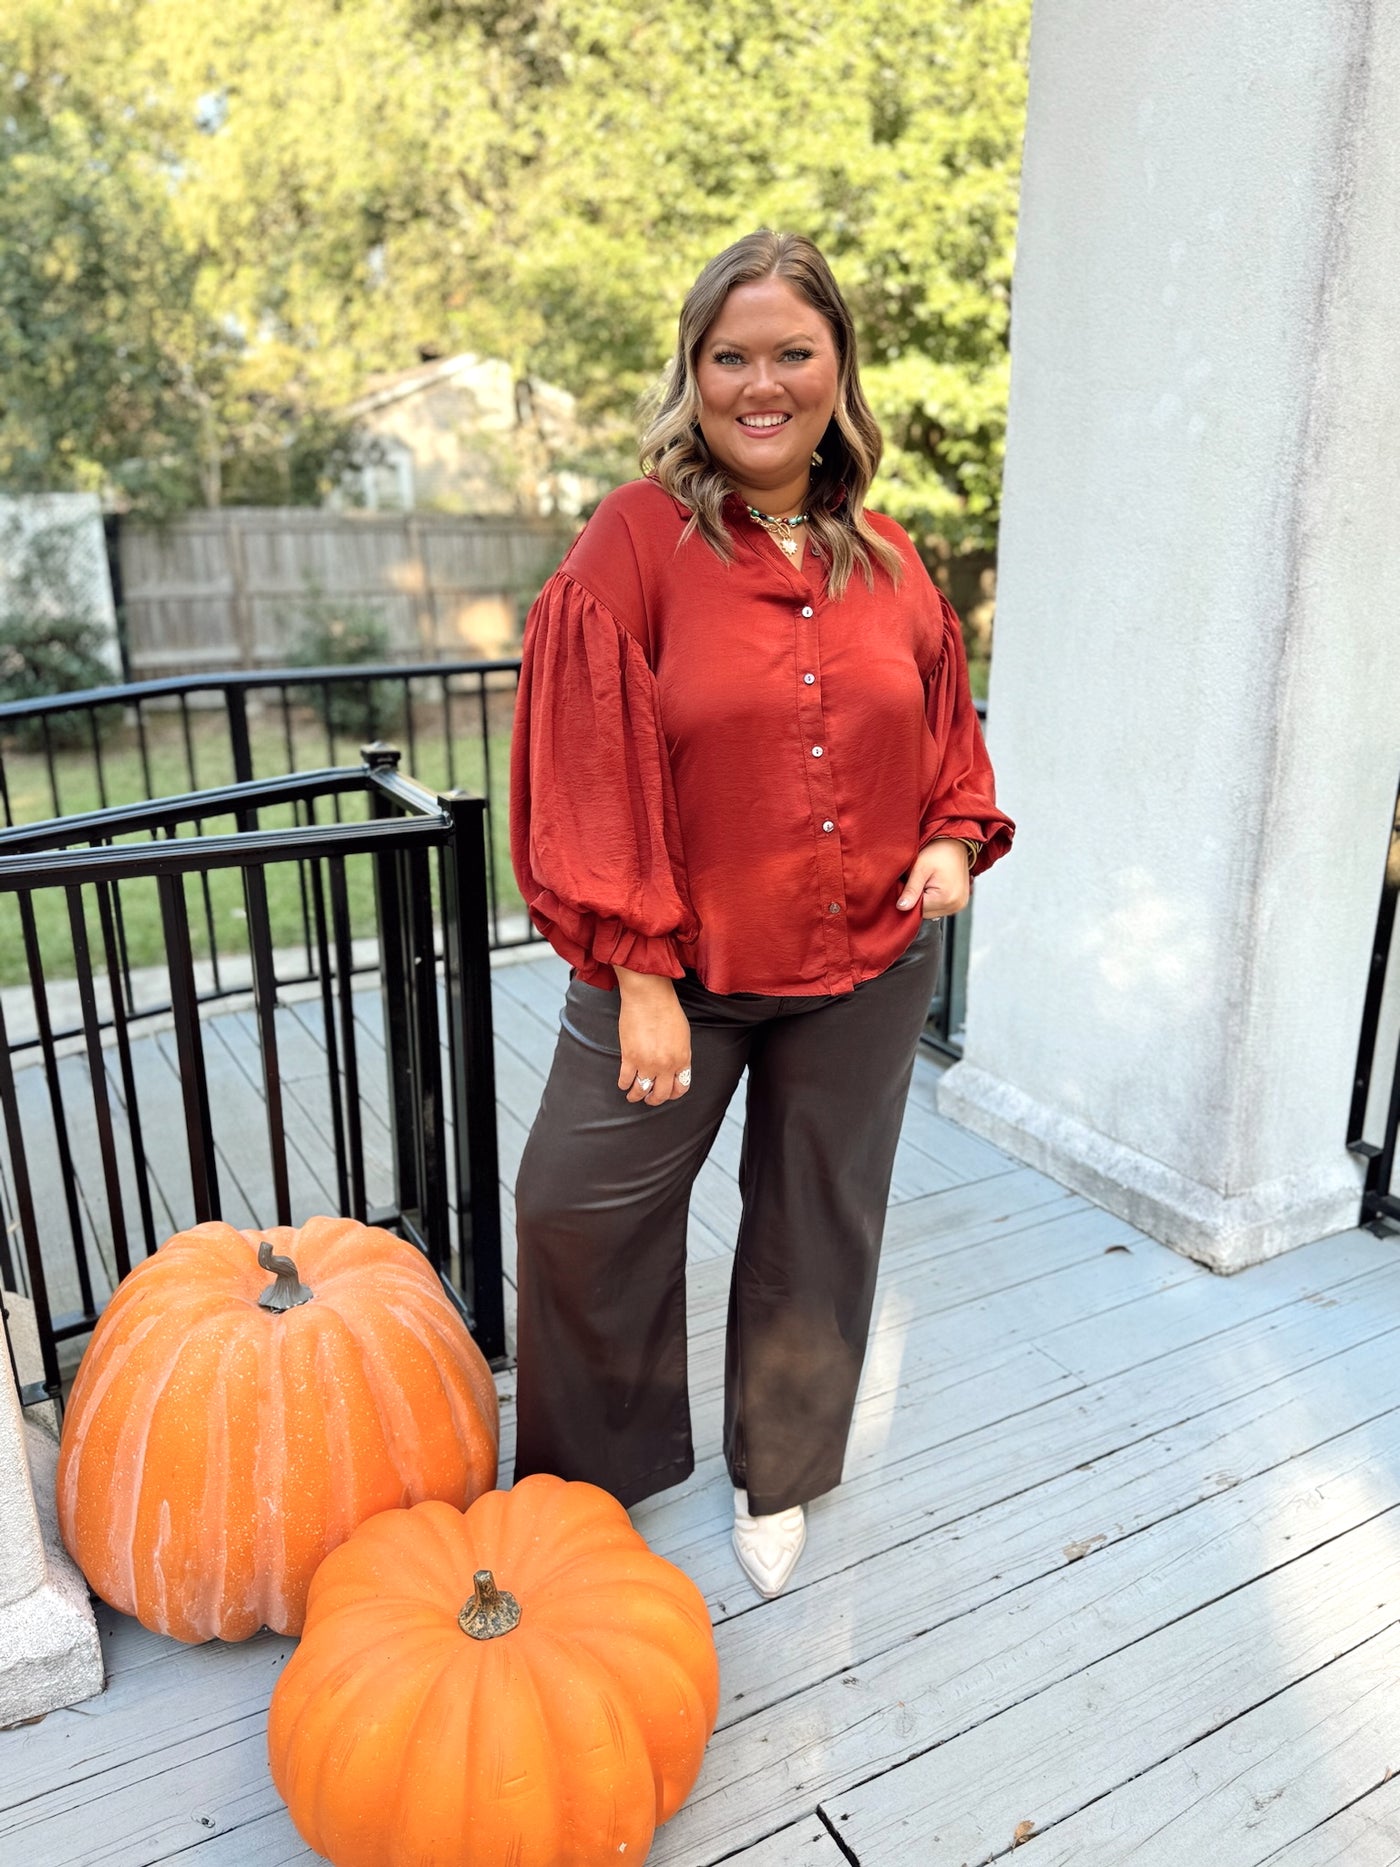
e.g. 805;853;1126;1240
509;229;1014;1599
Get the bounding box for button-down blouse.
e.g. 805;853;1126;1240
509;477;1014;997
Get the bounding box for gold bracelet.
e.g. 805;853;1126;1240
961;838;981;870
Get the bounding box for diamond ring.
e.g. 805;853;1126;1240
636;1076;655;1093
677;1067;692;1087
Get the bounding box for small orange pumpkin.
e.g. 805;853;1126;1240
268;1473;720;1866
57;1217;499;1643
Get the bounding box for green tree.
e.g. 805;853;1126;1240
0;47;215;509
4;0;1030;552
493;0;1028;554
0;2;388;511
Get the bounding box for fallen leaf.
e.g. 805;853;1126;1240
1013;1819;1037;1846
1062;1533;1107;1562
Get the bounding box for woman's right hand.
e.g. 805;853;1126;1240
614;969;693;1104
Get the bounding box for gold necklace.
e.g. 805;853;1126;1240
746;504;808;559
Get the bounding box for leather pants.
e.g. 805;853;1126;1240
512;915;945;1516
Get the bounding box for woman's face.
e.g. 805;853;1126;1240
694;276;840;502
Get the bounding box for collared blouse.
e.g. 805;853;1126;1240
509;476;1015;997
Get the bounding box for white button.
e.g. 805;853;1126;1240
827;901;841;914
801;606;814;617
811;745;823;757
822;820;834;832
803;672;815;684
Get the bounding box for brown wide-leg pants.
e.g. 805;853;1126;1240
512;916;944;1516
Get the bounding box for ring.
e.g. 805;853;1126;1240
678;1067;692;1087
637;1076;655;1093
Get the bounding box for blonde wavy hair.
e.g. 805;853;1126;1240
638;230;902;601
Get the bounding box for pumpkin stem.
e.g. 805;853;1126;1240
458;1570;522;1640
256;1240;315;1311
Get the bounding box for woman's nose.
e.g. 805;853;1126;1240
746;359;780;398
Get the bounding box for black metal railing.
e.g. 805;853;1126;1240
0;746;505;1409
1348;771;1400;1234
923;890;975;1061
0;662;981;1056
0;659;539;963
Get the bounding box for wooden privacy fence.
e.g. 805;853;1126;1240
114;507;576;678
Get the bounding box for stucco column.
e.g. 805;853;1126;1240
940;0;1400;1269
0;1301;103;1724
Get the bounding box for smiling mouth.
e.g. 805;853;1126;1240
737;413;792;430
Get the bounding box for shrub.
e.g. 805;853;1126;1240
0;513;122;749
284;590;403;745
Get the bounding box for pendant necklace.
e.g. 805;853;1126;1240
746;503;807;559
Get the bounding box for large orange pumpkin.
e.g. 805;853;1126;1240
57;1216;499;1643
268;1473;720;1866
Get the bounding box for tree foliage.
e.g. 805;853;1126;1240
2;0;1029;547
0;10;212;509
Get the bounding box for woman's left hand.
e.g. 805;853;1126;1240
896;839;972;920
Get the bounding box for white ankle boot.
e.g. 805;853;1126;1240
732;1488;807;1599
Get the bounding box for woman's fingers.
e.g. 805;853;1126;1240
617;1056;692;1104
619;1066;688;1105
898;841;972;916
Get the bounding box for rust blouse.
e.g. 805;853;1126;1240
509;477;1014;997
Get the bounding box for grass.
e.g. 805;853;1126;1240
0;698;526;990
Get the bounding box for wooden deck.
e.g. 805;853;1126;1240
5;946;1400;1865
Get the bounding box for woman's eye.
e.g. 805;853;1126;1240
709;348;813;365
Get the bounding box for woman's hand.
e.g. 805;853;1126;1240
896;838;973;919
613;968;693;1104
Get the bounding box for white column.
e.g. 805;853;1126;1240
0;1301;103;1725
940;0;1400;1270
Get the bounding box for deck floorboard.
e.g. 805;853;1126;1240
4;948;1396;1866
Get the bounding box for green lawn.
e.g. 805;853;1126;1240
0;704;526;990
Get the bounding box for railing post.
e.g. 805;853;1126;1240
225;685;254;786
1347;773;1400;1234
1367;1036;1400;1233
407;841;448;1270
439;789;505;1363
158;871;221;1223
366;744;422;1230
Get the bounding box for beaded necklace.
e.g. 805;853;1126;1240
745;503;808;559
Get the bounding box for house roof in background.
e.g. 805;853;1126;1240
346;352;573;420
